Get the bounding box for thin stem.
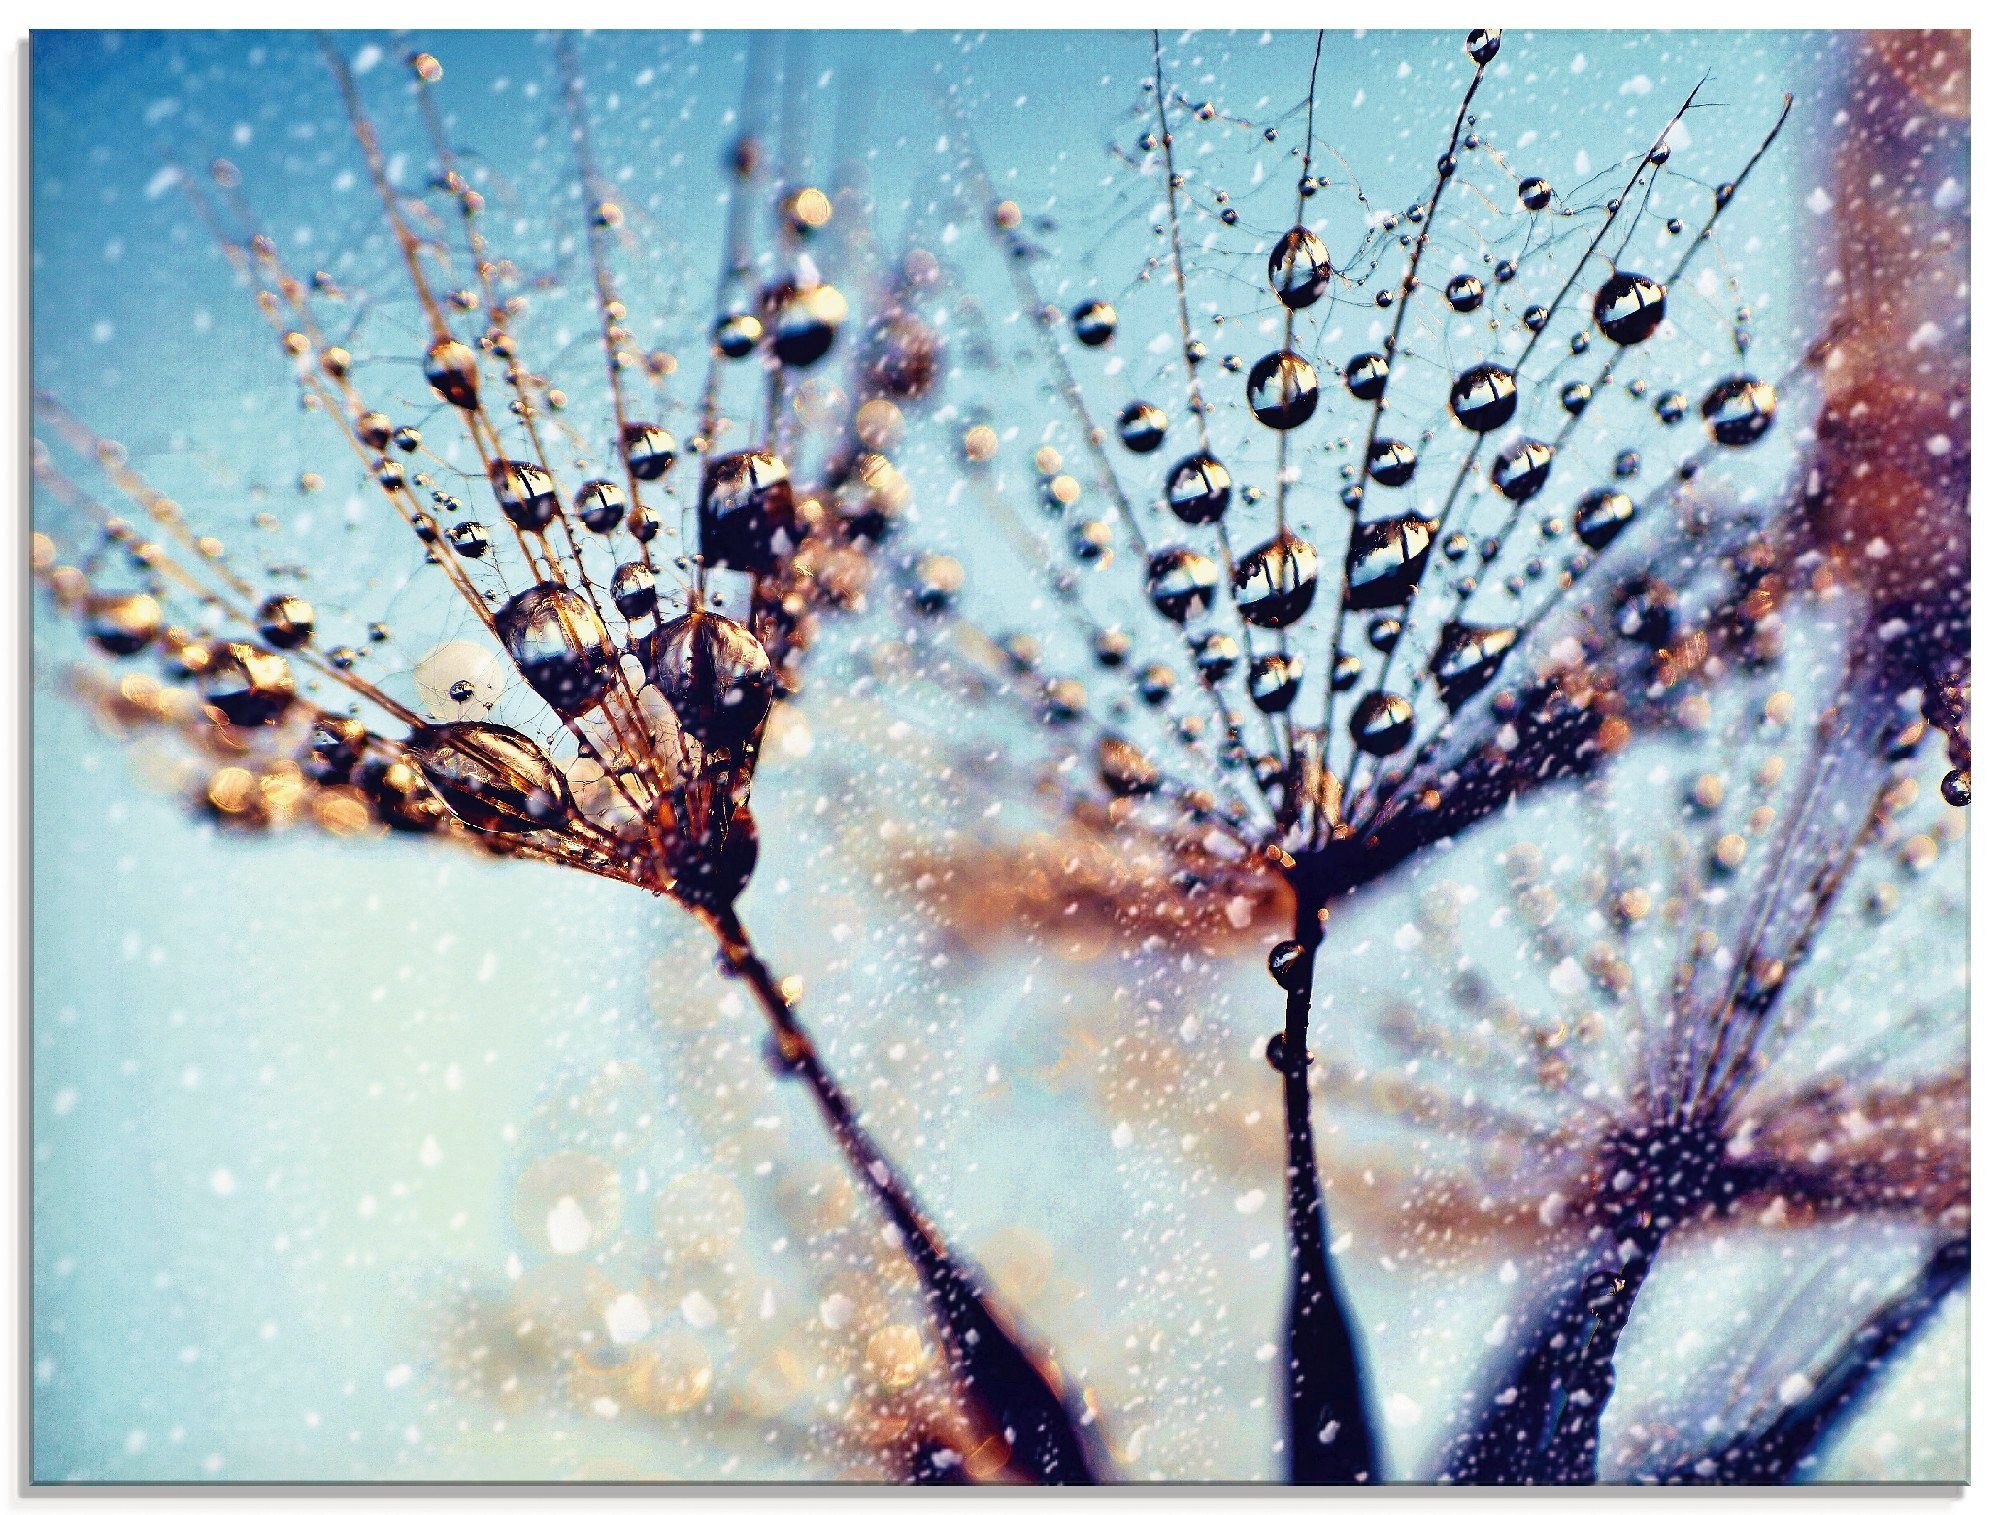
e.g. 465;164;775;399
1274;887;1380;1484
705;906;1102;1485
1663;1236;1968;1485
1442;1224;1668;1484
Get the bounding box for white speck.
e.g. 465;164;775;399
209;1169;236;1197
1387;1392;1423;1427
384;1363;412;1389
546;1195;593;1255
605;1292;652;1344
1235;1188;1267;1215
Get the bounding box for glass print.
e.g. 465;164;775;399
28;26;1969;1486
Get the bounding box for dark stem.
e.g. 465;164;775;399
708;906;1102;1485
1277;888;1382;1484
1441;1226;1667;1484
1658;1235;1969;1485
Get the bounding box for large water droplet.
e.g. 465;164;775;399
1349;691;1415;755
1165;452;1233;524
1367;439;1418;487
1071;298;1118;347
1574;488;1636;550
1701;375;1777;447
622;424;677;482
1592;271;1667;346
575;479;629;534
424;338;480;409
1247;651;1305;712
1118;401;1168;454
1344;515;1436;609
256;593;315;650
1344;352;1389;401
1269;227;1332;309
1233;532;1319;628
1247;351;1320;430
1491;437;1554;502
497;583;616;717
85;591;162;657
1429;622;1518;709
406;721;567;834
1097;734;1161;797
699;452;798;572
1146;545;1219;622
1449;363;1518;433
647;609;775;750
489;459;559;531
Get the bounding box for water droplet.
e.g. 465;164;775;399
489;459;559;531
1344;515;1436;608
1268;939;1310;988
199;640;295;727
1146;546;1219;623
1233;532;1319;628
85;591;162;656
1268;227;1332;310
406;721;567;834
414;640;505;719
647;609;774;749
1518;176;1552;211
256;593;314;650
424;338;480;409
1449;362;1518;433
622;424;677;482
699;452;798;572
611;562;658;620
1137;662;1176;705
764;281;847;367
1165;452;1233;525
1344;351;1390;401
1592;271;1667;346
1367;439;1418;487
1573;488;1636;550
714;311;763;359
1445;274;1485;313
1466;29;1502;65
1247;351;1320;430
1429;622;1518;709
1247;651;1305;713
910;553;964;614
1349;691;1414;755
496;583;615;717
1193;630;1239;684
575;480;628;534
1097;734;1160;797
1071;298;1117;347
1118;401;1168;454
1490;438;1553;502
1700;375;1777;447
